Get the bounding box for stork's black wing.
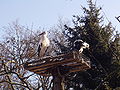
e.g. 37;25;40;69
37;43;42;56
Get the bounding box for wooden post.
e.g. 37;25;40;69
52;67;65;90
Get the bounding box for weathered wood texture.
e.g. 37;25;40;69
24;51;91;76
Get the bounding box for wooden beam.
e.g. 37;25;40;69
26;58;76;71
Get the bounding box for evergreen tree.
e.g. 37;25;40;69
53;0;120;89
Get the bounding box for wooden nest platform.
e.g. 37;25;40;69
24;51;91;76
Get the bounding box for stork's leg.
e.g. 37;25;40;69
44;46;49;56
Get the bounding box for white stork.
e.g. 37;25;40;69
37;31;50;57
74;39;89;53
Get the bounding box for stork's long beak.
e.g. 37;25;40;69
87;47;90;49
39;32;45;36
87;44;90;49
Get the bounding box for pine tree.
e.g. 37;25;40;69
53;0;120;89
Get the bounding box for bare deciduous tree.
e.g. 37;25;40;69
0;22;53;90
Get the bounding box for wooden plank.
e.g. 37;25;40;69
28;61;88;73
26;52;74;65
31;61;81;72
28;69;48;75
32;65;53;72
34;71;50;77
34;62;90;76
36;65;90;76
70;63;86;68
63;60;87;66
29;59;73;71
25;53;74;69
33;66;90;76
26;61;90;76
31;62;84;74
26;58;76;71
70;66;90;73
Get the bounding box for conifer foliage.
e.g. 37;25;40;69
54;0;120;89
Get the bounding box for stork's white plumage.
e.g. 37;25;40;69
74;39;89;53
37;31;50;57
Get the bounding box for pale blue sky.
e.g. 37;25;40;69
0;0;120;35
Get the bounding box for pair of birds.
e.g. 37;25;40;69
37;31;89;57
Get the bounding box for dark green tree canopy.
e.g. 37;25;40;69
53;0;120;89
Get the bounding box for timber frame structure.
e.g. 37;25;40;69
24;51;91;90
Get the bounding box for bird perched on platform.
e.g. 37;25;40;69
74;39;89;53
37;31;50;57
